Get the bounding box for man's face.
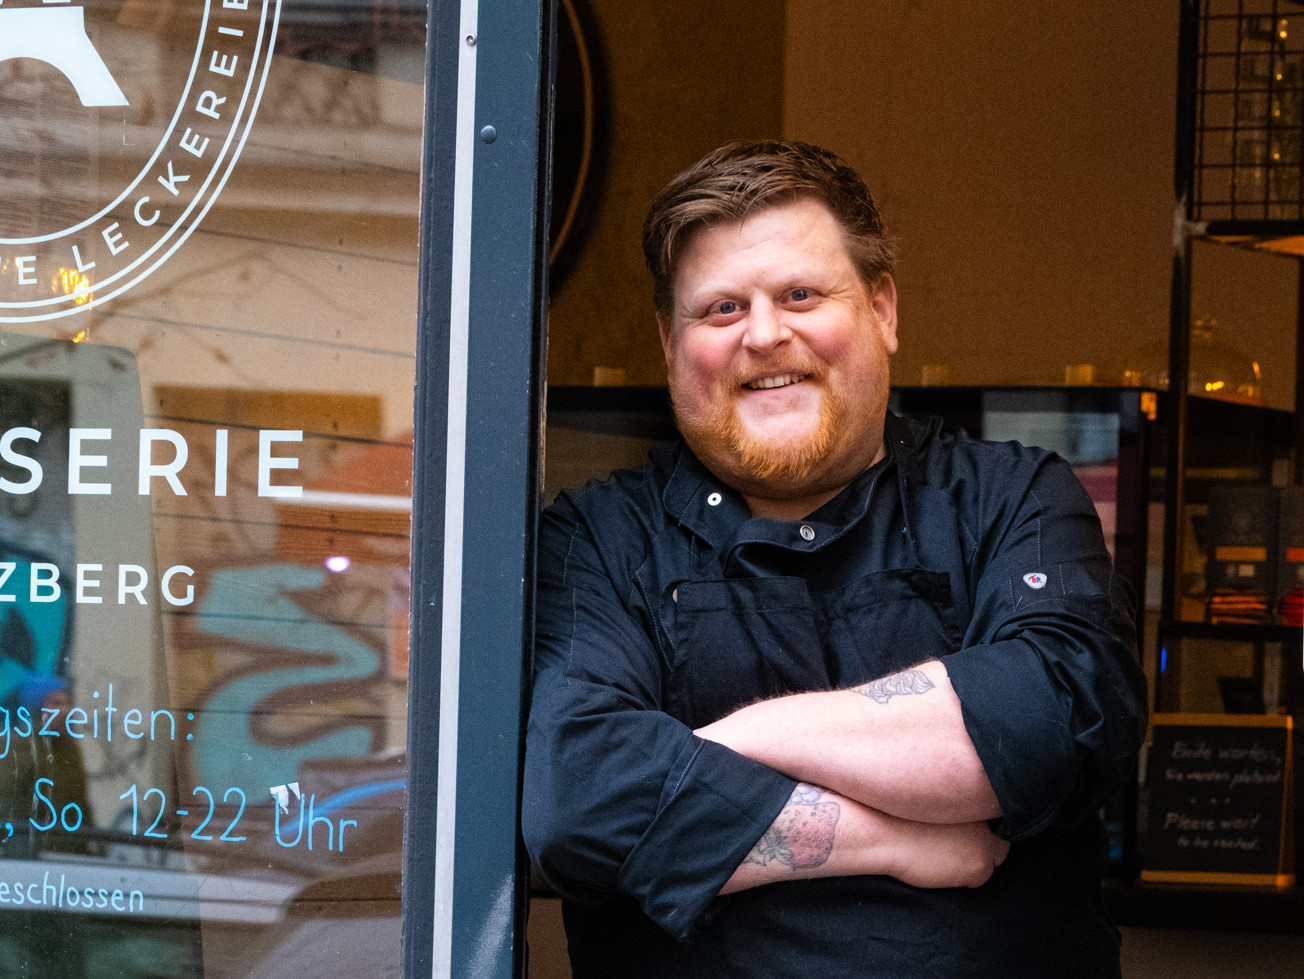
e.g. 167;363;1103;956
658;197;898;507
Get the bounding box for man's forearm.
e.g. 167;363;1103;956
721;782;1007;894
698;661;1001;825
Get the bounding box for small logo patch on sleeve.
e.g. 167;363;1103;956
1022;572;1047;590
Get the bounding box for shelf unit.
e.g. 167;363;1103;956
1111;0;1304;927
1166;0;1304;643
1164;0;1304;705
1152;395;1298;713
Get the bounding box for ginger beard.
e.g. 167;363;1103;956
669;356;881;498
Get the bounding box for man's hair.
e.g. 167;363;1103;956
642;139;897;314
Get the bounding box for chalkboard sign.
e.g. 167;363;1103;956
1143;713;1295;887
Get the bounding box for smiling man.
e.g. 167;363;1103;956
523;141;1147;978
661;196;896;519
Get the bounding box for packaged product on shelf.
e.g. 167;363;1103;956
1205;484;1277;624
1278;485;1304;627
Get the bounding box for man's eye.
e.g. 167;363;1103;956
789;288;811;302
713;300;739;316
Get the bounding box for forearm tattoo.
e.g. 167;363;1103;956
855;668;935;705
743;784;839;871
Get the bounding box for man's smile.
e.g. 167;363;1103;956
743;373;810;391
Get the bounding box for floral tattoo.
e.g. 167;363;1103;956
744;784;839;871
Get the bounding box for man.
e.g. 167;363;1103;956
523;140;1147;977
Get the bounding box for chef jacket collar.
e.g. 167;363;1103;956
661;412;914;556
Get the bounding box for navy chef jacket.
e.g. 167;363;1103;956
523;412;1147;978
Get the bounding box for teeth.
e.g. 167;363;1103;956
748;374;803;390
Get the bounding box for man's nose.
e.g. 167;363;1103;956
741;301;791;351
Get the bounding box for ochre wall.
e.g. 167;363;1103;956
783;1;1295;406
549;1;1297;409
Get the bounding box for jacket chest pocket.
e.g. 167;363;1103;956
816;568;963;688
665;577;825;729
664;570;963;727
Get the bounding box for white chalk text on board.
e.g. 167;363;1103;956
1143;713;1295;887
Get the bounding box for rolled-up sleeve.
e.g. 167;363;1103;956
521;496;795;940
940;451;1147;841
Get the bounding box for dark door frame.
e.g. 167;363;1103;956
404;0;553;975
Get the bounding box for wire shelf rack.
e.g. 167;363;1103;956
1192;0;1304;222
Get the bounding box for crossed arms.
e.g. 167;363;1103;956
697;660;1009;894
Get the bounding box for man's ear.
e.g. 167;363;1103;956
870;275;899;356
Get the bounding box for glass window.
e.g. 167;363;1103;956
1;0;425;973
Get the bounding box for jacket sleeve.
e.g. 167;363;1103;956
939;447;1148;842
521;494;796;941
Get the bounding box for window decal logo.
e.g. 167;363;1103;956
0;4;128;107
0;0;282;322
